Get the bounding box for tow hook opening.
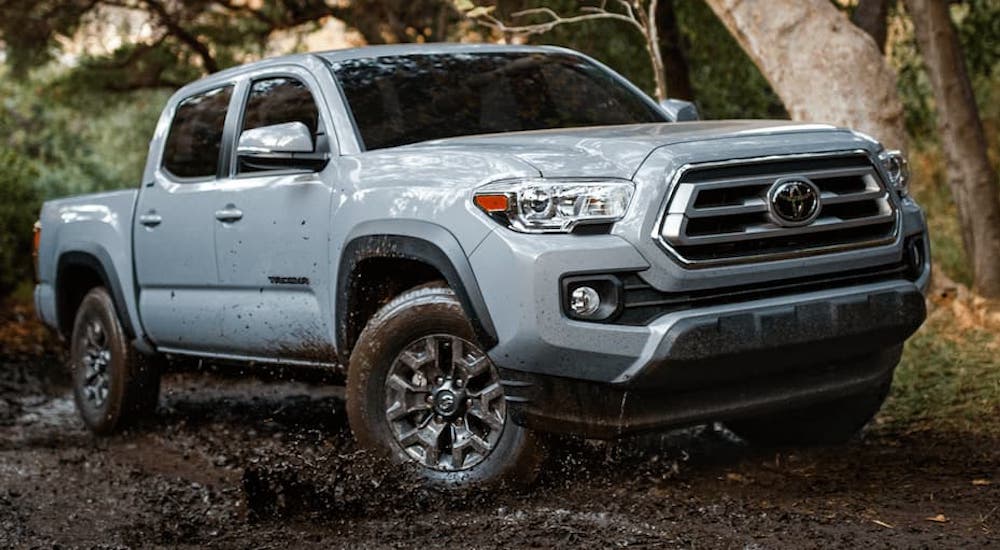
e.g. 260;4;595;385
904;235;927;280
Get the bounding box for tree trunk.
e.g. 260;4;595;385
702;0;907;151
851;0;891;53
907;0;1000;297
655;0;695;100
641;0;669;102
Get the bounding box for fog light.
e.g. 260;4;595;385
569;286;601;317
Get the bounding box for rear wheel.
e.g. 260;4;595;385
726;347;900;446
70;287;161;434
346;283;545;486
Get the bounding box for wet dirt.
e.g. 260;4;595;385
1;353;997;548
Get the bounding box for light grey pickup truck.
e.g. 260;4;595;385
33;43;929;485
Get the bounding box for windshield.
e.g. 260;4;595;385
330;52;667;150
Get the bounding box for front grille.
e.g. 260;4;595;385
658;153;898;265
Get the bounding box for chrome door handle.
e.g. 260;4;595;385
215;206;243;222
138;213;162;227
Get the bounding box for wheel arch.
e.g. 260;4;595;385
55;249;137;340
336;221;498;363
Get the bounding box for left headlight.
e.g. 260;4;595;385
879;149;910;197
473;178;634;233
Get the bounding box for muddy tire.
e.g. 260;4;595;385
346;283;545;487
70;287;161;435
726;347;901;447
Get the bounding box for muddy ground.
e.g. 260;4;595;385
1;330;997;547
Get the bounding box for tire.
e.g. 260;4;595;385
346;282;545;487
70;287;162;435
726;346;901;447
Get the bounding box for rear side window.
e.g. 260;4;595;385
162;86;233;179
242;77;321;136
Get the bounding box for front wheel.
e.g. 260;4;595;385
346;283;545;486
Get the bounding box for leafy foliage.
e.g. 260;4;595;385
0;0;456;92
955;0;1000;78
0;67;167;197
0;148;40;297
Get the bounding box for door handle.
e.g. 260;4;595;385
215;205;243;223
138;212;162;227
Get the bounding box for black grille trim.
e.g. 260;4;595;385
614;262;913;326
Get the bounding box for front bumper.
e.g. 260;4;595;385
500;281;923;438
469;230;928;439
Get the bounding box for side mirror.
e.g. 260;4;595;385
236;121;328;172
659;99;700;122
238;121;314;154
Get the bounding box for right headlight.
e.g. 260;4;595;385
879;149;910;197
472;178;634;233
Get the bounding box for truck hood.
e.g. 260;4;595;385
412;120;855;179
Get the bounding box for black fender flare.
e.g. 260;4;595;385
55;249;137;339
336;221;498;357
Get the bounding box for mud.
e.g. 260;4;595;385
1;352;998;548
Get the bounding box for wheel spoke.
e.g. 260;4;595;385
398;350;426;371
385;400;432;421
474;382;503;403
462;354;490;379
386;373;421;394
468;402;504;432
418;419;448;465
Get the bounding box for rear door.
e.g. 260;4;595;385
210;70;336;362
134;85;235;352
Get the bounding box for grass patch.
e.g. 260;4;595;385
883;303;1000;436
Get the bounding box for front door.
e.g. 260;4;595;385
211;73;336;362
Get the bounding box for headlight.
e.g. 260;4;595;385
473;178;634;233
879;149;910;196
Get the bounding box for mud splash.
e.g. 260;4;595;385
2;358;998;548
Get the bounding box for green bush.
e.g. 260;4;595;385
0;148;41;298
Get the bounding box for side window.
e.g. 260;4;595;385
162;86;233;179
242;77;321;136
238;77;324;174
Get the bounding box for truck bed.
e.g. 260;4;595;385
35;189;140;337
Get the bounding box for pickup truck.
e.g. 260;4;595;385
33;43;929;485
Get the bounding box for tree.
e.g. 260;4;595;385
0;148;40;298
851;0;891;53
906;0;1000;297
0;0;457;91
702;0;908;151
655;0;694;100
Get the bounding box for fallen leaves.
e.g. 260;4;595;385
925;514;949;523
929;270;1000;338
724;472;751;483
872;519;894;529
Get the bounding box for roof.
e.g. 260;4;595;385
169;43;578;103
317;42;567;63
